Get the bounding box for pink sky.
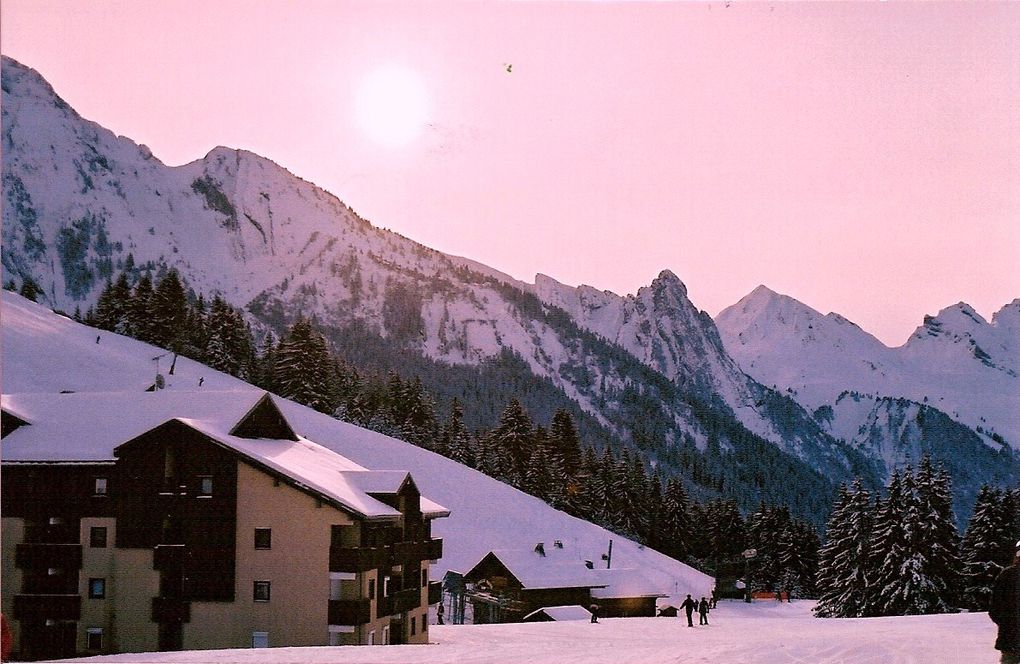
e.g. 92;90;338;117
3;1;1018;346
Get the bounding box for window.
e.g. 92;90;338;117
93;478;108;496
253;581;271;602
90;527;108;548
254;528;271;550
382;625;389;645
198;475;213;495
383;575;391;597
88;578;106;599
86;628;103;651
368;630;375;646
410;616;416;636
421;569;427;588
368;579;376;600
251;631;269;648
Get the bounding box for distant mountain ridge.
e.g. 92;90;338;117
716;285;1019;452
2;55;1014;521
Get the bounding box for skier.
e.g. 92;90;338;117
710;588;718;609
590;603;599;623
990;544;1020;664
680;594;696;627
698;597;710;625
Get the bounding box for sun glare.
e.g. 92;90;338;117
354;66;430;148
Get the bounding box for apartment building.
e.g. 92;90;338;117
1;390;447;660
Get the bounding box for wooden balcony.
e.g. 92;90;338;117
153;544;186;571
329;546;391;573
426;538;443;561
428;580;442;605
151;597;191;623
391;587;421;614
328;598;372;625
15;543;83;571
12;594;81;621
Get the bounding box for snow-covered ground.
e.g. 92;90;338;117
64;601;1000;664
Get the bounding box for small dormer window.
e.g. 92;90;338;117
198;476;213;496
94;478;108;496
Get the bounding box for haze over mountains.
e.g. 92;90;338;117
2;55;1016;522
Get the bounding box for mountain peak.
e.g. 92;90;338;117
652;269;688;296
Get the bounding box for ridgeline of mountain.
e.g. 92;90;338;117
2;56;1013;522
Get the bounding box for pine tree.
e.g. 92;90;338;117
491;399;534;478
548;409;583;477
127;274;156;343
867;471;909;616
442;400;474;467
151;270;189;351
814;479;873;618
94;273;131;333
271;318;339;413
960;486;1016;610
660;477;692;562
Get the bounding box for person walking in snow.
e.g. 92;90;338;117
698;597;710;625
437;601;445;625
991;545;1020;664
710;589;718;609
590;603;599;623
680;594;696;627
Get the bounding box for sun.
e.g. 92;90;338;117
354;66;430;148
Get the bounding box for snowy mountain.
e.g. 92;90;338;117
716;286;1019;456
0;290;714;601
3;55;1013;522
0;55;870;518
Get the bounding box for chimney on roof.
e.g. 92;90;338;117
535;542;546;557
553;540;563;549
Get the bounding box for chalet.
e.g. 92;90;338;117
462;541;666;623
0;390;448;661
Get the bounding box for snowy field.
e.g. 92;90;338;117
66;601;999;664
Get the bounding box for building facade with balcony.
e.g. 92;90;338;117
1;390;448;661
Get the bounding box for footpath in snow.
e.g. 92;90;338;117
67;601;1000;664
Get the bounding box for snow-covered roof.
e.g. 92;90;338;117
1;390;265;461
472;547;607;590
522;605;592;622
1;390;449;520
590;568;668;599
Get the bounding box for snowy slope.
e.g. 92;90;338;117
717;286;1020;450
0;290;714;601
66;601;1000;664
0;55;863;486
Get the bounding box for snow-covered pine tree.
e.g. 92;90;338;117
491;398;534;477
442;400;475;468
643;473;665;551
151;269;189;351
127;273;156;343
815;484;851;617
778;519;820;599
271;318;339;413
917;458;961;609
659;477;692;562
814;479;872;618
867;470;911;616
960;485;1016;610
548;409;582;478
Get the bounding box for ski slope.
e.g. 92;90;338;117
0;291;713;601
66;601;1000;664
